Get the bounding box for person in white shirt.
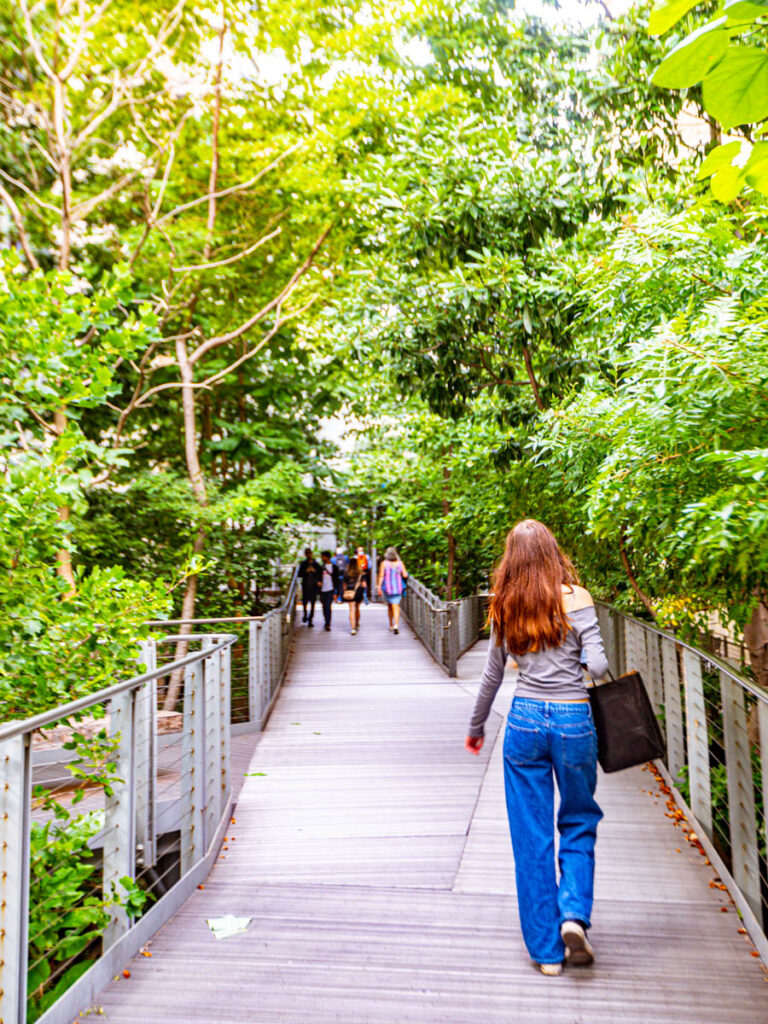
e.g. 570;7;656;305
319;550;339;632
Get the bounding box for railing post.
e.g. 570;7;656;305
759;701;768;858
662;637;685;780
720;671;761;919
646;632;664;717
135;640;157;872
104;689;137;948
219;642;231;802
256;620;267;726
0;734;31;1024
682;649;713;838
181;660;205;875
248;619;258;726
202;638;220;848
446;604;459;678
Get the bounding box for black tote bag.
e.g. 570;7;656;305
588;670;665;773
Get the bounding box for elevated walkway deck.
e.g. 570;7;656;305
94;603;767;1023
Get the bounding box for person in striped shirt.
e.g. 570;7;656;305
377;547;409;634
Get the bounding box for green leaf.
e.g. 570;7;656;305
696;140;743;179
651;19;728;88
702;47;768;128
744;141;768;193
723;0;768;24
649;0;702;35
709;161;747;201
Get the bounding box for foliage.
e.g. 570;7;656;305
27;730;150;1022
650;0;768;199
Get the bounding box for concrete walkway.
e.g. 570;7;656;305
94;603;767;1023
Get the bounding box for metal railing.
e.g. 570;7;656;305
596;601;768;961
401;578;484;676
0;634;236;1024
147;564;300;732
404;583;768;958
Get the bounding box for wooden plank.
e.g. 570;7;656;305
92;603;767;1024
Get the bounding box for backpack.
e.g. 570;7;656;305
336;553;349;574
381;561;404;596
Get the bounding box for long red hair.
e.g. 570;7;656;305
489;520;578;656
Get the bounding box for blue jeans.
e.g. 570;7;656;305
503;697;603;965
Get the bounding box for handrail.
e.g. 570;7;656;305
594;600;768;963
595;600;768;702
147;563;300;730
0;633;238;1024
0;638;233;743
401;577;485;676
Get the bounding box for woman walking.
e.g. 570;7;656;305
377;547;408;634
342;556;366;635
465;519;608;976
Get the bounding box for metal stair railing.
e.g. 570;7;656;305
146;563;300;732
0;633;236;1024
401;578;485;676
404;582;768;960
595;601;768;962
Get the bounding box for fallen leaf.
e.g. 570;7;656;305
751;951;760;958
198;884;205;890
122;970;131;979
141;950;153;957
739;928;748;935
231;817;236;824
720;907;728;913
245;772;267;777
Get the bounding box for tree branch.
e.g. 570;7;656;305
156;139;304;226
619;534;656;618
0;168;59;213
172;225;281;273
0;183;39;269
189;224;331;364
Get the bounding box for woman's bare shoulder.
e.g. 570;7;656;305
561;584;594;612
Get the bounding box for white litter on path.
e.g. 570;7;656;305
206;915;252;939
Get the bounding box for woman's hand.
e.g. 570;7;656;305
465;735;484;755
377;586;383;596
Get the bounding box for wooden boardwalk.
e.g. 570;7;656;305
95;603;767;1023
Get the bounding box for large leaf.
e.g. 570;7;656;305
649;0;703;35
702;47;768;128
652;18;728;88
696;140;742;179
709;161;746;201
724;0;768;24
744;141;768;193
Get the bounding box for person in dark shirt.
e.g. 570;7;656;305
318;550;340;631
298;548;322;627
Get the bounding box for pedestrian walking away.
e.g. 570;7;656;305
298;547;322;627
342;556;366;635
319;550;339;631
334;546;349;603
465;519;608;976
377;547;408;634
356;545;371;605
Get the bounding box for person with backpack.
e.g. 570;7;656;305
355;545;371;605
342;556;366;635
465;519;608;976
377;547;408;634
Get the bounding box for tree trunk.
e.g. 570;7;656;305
522;344;545;412
619;535;655;617
163;26;225;710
